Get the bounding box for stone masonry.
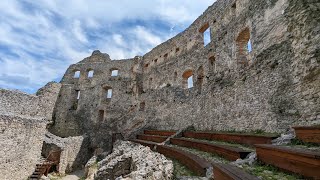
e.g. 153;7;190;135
49;0;320;164
0;82;61;180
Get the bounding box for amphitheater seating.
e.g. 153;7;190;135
133;128;320;179
132;129;261;179
255;144;320;179
183;131;277;146
293;126;320;144
170;138;252;161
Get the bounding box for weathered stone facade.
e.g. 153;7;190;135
50;0;319;167
0;82;61;180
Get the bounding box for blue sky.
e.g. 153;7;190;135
0;0;214;94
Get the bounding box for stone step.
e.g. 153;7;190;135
255;144;320;179
293;126;320;144
170;138;252;161
212;163;259;180
183;131;278;146
156;145;211;177
137;134;168;143
144;130;176;137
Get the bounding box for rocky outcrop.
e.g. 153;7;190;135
86;141;173;180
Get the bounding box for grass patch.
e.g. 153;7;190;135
170;158;197;179
169;145;229;164
242;161;303;180
181;137;254;151
289;138;320;148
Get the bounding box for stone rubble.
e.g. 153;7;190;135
87;141;173;180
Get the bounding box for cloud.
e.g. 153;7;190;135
0;0;215;93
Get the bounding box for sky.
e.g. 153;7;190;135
0;0;215;94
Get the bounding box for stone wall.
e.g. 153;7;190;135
0;82;61;180
43;132;90;174
50;0;320;159
0;115;47;180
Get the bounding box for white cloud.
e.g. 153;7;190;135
0;0;215;93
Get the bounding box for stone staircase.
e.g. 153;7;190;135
131;126;320;179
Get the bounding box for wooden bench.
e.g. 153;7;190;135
136;134;168;143
293;126;320;144
144;130;176;137
256;144;320;179
156;145;211;176
213;163;259;180
170;138;252;161
183;131;277;146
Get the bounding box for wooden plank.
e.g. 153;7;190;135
156;145;211;176
212;163;259;180
137;134;167;143
293;126;320;144
183;131;277;146
144;130;176;137
256;144;320;179
170;138;251;161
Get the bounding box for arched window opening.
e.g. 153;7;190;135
182;70;193;89
174;71;178;82
111;69;119;77
209;56;215;67
88;70;94;78
74;71;80;78
199;22;211;46
98;110;104;122
139;101;145;111
164;53;168;60
197;66;204;93
149;78;153;89
236;27;251;65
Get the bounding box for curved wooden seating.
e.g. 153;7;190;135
156;145;211;176
293;126;320;144
144;130;176;137
170;138;251;161
213;163;259;180
136;134;168;143
255;144;320;179
183;131;277;146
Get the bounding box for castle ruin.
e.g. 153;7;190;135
0;0;319;179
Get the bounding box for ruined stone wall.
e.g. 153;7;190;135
0;82;61;180
51;0;320;162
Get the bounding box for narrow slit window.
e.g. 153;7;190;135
203;28;211;46
74;71;80;78
247;39;252;53
107;89;113;99
188;76;193;88
76;90;81;100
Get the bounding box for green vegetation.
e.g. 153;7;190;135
171;159;197;179
289;138;320;148
182;137;254;151
169;145;229;164
242;162;303;180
